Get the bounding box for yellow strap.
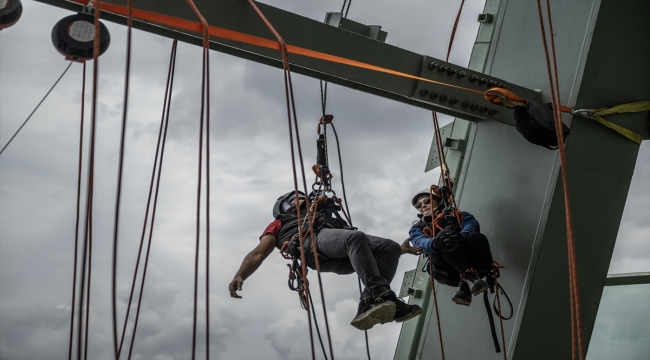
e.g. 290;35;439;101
595;101;650;116
591;115;643;144
588;101;649;144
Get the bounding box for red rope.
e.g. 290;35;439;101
535;1;583;359
246;2;338;359
182;1;211;359
446;0;466;62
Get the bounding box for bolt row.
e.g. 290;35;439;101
428;62;506;88
461;101;498;115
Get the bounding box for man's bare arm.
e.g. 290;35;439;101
228;234;276;298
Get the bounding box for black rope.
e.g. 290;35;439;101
357;278;371;360
67;61;86;360
117;40;178;358
204;45;212;360
0;61;73;156
112;2;133;357
344;0;352;18
307;289;330;360
78;6;103;358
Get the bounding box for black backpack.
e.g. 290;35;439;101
514;100;570;149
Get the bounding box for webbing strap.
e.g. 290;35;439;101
483;291;502;353
70;0;486;96
573;101;650;144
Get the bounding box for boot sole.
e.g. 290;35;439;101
452;297;471;306
471;283;489;296
350;302;396;330
394;306;423;323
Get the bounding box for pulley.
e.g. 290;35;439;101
51;12;110;61
0;0;22;30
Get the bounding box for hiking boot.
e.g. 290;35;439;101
451;281;472;306
461;268;489;296
350;293;396;331
387;295;423;323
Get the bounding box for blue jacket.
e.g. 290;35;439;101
409;211;479;255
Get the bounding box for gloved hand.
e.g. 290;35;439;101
432;229;465;252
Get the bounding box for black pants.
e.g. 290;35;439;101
430;232;493;286
305;228;401;300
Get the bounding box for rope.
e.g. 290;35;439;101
67;61;86;360
322;2;368;354
0;61;73;156
83;216;93;360
307;288;330;360
119;39;178;359
126;41;177;360
246;2;331;359
493;263;508;360
445;0;465;63
182;1;211;358
428;258;446;360
111;1;132;357
535;1;583;359
76;4;102;358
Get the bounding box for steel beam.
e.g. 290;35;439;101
35;0;543;126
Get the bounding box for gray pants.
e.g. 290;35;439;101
306;228;401;300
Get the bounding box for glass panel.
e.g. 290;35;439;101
587;283;650;360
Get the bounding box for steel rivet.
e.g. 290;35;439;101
458;71;467;78
430;92;439;99
428;62;438;69
420;89;429;96
470;75;479;82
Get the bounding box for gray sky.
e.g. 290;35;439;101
1;1;648;360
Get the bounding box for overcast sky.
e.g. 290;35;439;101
1;1;648;360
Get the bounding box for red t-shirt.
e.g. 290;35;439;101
260;219;281;239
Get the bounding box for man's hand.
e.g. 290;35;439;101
229;276;244;298
401;238;423;255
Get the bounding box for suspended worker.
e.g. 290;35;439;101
408;187;493;306
228;190;423;330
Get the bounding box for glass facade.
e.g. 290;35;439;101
586;283;650;360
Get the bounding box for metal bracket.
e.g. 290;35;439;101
478;13;494;23
444;137;466;151
324;12;387;42
399;269;418;298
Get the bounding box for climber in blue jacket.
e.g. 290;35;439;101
408;188;494;306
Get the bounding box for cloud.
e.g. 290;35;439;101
0;1;647;360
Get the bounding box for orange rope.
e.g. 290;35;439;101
535;1;583;359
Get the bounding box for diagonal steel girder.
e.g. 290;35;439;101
36;0;542;126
